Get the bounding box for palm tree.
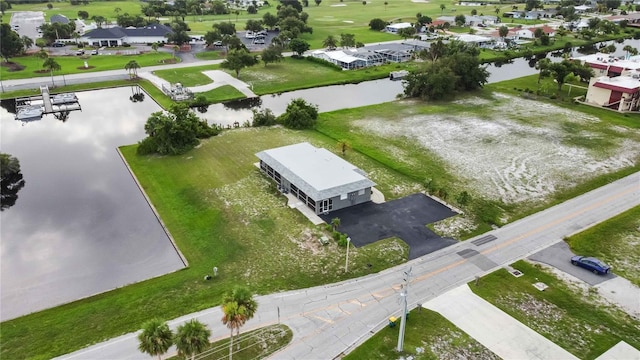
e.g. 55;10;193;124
173;45;180;59
152;42;159;53
331;217;341;231
36;49;48;67
174;319;211;360
384;1;388;9
137;319;173;360
21;35;33;52
440;4;445;13
125;59;140;79
623;45;638;59
322;35;337;50
221;286;258;359
42;57;61;86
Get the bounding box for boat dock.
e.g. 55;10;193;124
15;86;82;122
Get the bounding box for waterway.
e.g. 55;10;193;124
1;37;638;321
0;87;186;321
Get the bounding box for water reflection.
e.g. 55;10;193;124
0;86;185;321
0;153;26;211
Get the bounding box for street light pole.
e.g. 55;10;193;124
397;267;412;352
345;236;351;273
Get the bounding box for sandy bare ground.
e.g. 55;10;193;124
353;94;640;205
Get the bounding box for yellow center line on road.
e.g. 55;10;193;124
278;181;640;355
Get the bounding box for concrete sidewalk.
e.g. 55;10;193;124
423;284;578;360
137;69;257;98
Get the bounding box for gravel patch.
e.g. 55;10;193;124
427;328;499;360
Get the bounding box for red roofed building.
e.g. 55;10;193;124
585;75;640;112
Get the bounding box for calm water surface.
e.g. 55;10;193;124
2;38;638;320
0;87;185;321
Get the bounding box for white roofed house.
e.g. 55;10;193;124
385;22;413;33
585;75;640;112
256;143;376;215
310;50;370;70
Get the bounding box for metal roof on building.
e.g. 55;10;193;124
83;24;172;39
256;142;375;201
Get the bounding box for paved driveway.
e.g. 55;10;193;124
528;241;615;286
320;193;458;259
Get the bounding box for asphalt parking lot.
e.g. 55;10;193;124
320;193;458;259
528;241;616;285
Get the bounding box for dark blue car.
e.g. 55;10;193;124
571;256;611;275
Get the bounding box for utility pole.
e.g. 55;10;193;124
396;267;411;352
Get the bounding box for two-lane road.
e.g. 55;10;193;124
57;172;640;360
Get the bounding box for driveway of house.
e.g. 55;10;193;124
320;193;458;259
529;241;640;319
424;284;579;360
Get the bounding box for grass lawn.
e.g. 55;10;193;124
196;84;246;103
1;52;174;80
230;57;415;95
565;206;640;287
154;67;215;87
2;1;142;22
344;308;498;360
470;261;640;359
0;127;415;360
167;324;292;360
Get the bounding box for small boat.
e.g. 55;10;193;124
389;70;409;81
16;105;44;121
51;93;78;105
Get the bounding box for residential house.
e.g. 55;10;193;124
81;24;173;47
455;34;496;48
256;143;376;215
385;22;413;33
516;25;556;39
573;53;640;77
585;75;640;112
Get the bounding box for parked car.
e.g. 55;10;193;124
91;49;98;55
254;37;265;44
571;256;611;275
213;40;223;46
52;42;65;47
76;49;85;55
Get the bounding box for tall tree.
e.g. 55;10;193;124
261;45;283;66
21;35;34;52
125;60;140;79
221;286;258;359
42;57;61;86
1;24;24;62
498;25;509;40
398;27;416;40
137;319;173;360
174;319;211;360
262;12;279;30
289;38;310;56
339;33;356;48
221;49;258;78
322;35;337;49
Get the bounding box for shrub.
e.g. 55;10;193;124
456;191;471;206
252;108;277;127
278;98;318;129
136;137;159;155
305;56;342;70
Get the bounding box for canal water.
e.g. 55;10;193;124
0;87;185;321
1;37;638;321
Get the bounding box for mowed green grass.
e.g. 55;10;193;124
154;66;216;87
231;57;415;94
2;1;142;22
566;206;640;287
0;52;174;80
470;261;640;359
0;127;413;360
344;308;497;359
